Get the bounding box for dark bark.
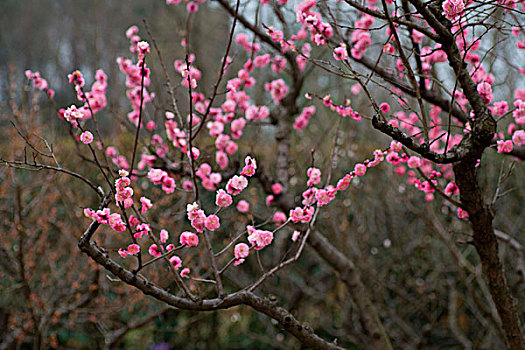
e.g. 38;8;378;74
454;158;525;349
404;0;525;347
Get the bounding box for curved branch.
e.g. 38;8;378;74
78;220;344;349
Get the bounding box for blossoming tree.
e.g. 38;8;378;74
4;0;525;348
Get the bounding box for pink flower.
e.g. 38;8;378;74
497;140;513;153
169;255;182;270
315;189;334;207
146;121;156;131
336;174;353;191
512;130;525;146
386;152;402;165
289;206;314;224
108;213;126;232
180;267;190;278
205;215;220;231
407;156;422;168
333;44;348;61
118;249;128;258
493;101;509;116
271;183;283;195
216;189;233;207
234;243;250;260
444;182;459;196
240;156;257;176
264;78;289;105
477;82;493;104
63;105;84;127
273;211;287;225
80;131;94;144
294;105;316;130
127;244;140;255
254;54;271;67
354;163;367;176
442;0;465;20
237;200;250;213
226;175;248;195
380;103;390;113
137;41;150;54
271;56;286;73
247;226;274;250
140;196;152;214
190;214;205;233
307;167;321;186
160;229;169;243
233;259;245;266
390;141;402;152
188;147;200;160
187;2;198;12
216;151;229;169
291;230;301;242
134;223;151;239
182;180;193;190
457;207;469;219
209;173;221;184
68;70;85;87
148;244;162;258
106;146;117;156
180;231;199;247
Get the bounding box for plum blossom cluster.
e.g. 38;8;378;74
294;105;316;130
174;55;202;89
348;15;374;59
180;231;199;247
147;168;176;194
205;156;254;201
24;70;54;98
115;171;134;208
489;90;525;154
318;94;361;121
186;202;220;233
117;26;154;126
247;225;274;250
232;225;275;266
61;69;108;128
295;0;334;46
264;79;289;105
442;0;466;20
84;207;126;233
196;163;222;191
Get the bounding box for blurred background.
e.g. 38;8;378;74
1;0;524;349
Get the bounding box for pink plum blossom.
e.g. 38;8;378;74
205;215;220;231
237;200;250;213
234;243;250;260
80;131;93;144
127;244;140;255
169;255;182;270
180;231;199;247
